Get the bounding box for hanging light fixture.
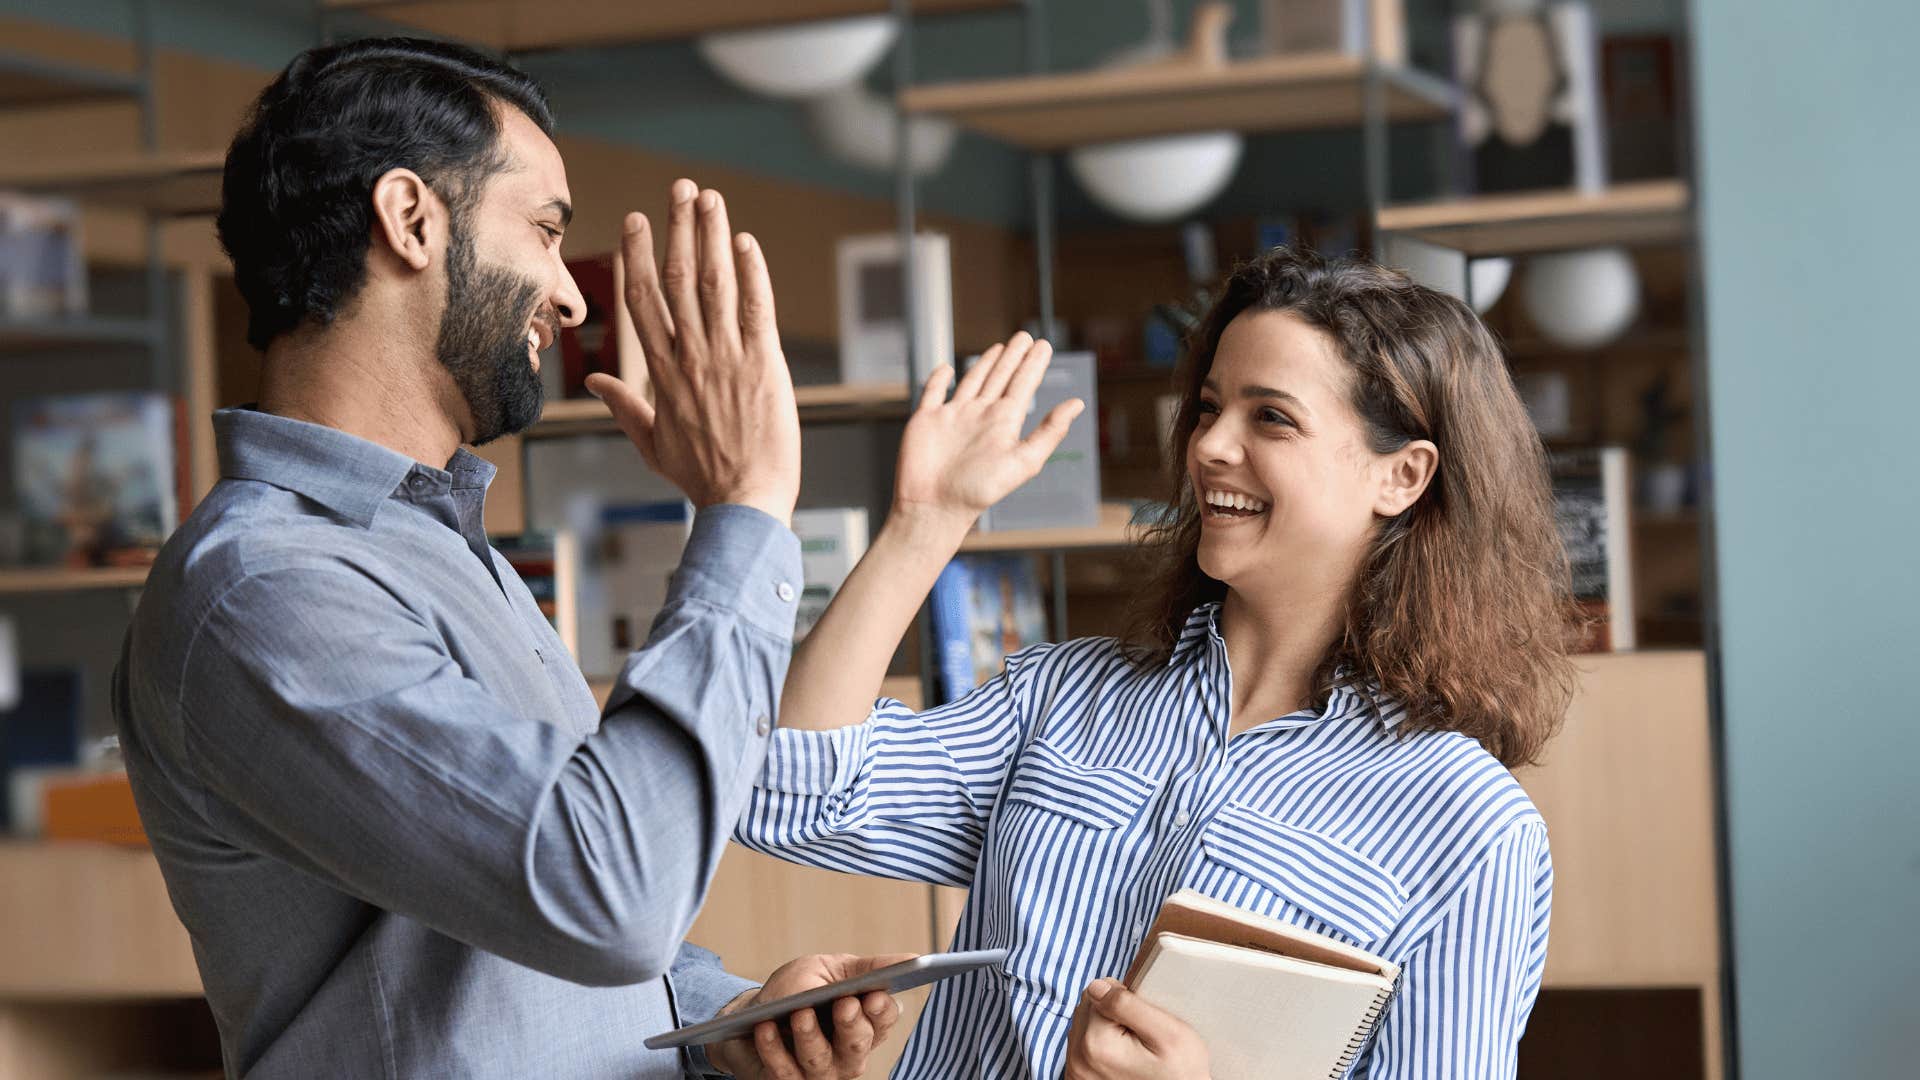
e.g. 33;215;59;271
697;15;898;100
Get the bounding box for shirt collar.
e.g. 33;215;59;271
1170;602;1406;732
214;407;496;527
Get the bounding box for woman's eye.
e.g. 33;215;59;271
1196;400;1220;416
1259;407;1293;427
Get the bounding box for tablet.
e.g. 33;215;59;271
643;949;1009;1050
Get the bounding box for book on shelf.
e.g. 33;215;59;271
1124;888;1402;1080
791;507;870;641
1550;446;1635;651
926;554;1049;705
836;230;952;386
0;192;86;319
977;349;1102;532
493;530;581;661
10;391;179;568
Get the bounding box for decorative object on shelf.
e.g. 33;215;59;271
1513;369;1574;439
1066;2;1243;223
11;392;178;568
1601;34;1681;183
1632;372;1691;512
595;500;695;679
978;350;1101;532
556;255;616;399
1261;0;1408;65
1453;0;1607;193
808;83;958;177
0;192;85;318
926;554;1049;704
1;667;80;835
1521;245;1640;348
1550;446;1635;652
1379;233;1512;313
792;507;870;640
697;15;898;100
836;231;953;385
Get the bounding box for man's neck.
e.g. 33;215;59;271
258;322;468;469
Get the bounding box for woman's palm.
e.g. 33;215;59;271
894;334;1084;521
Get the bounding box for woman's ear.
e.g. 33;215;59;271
369;167;440;273
1374;439;1438;518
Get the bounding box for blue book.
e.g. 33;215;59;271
927;558;974;706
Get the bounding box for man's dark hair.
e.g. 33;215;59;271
217;37;554;351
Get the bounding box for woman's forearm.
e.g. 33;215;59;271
777;505;973;731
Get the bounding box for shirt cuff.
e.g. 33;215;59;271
669;504;804;642
669;941;761;1078
759;720;872;796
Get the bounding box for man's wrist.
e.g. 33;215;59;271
705;491;795;529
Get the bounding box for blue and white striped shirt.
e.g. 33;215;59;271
739;604;1551;1078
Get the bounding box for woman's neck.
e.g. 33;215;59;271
1218;580;1350;736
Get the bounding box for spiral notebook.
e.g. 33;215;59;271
1122;889;1401;1080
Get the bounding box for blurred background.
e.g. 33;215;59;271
0;1;1912;1077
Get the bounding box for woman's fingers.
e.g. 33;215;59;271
1000;336;1054;409
952;339;1007;402
915;364;955;414
1015;398;1085;474
979;332;1040;403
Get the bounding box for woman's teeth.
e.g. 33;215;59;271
1203;489;1269;515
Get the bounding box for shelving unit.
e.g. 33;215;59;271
1375;179;1692;256
529;381;914;435
323;0;1014;51
0;150;224;217
902;50;1453;149
958;500;1139;552
0;566;150;596
0;49;144;109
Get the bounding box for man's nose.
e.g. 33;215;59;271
552;256;587;329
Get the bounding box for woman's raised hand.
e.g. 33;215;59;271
892;331;1085;532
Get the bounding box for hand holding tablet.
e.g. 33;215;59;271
645;949;1010;1050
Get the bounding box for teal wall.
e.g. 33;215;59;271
1691;1;1920;1075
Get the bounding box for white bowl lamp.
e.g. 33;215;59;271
697;15;898;100
1381;233;1513;314
807;83;958;176
1521;246;1641;349
1067;131;1244;223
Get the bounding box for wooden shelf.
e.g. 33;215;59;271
326;0;1012;51
1376;180;1692;256
0;842;202;1000
0;566;149;595
959;501;1140;552
0;315;161;351
0;151;224;216
0;50;143;109
529;382;912;435
901;52;1454;150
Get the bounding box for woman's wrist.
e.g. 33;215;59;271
881;500;977;554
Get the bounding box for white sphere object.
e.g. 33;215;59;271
1522;247;1641;349
1067;131;1243;223
807;84;957;176
1469;257;1513;314
697;16;897;100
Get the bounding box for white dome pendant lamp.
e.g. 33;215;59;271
697;15;899;100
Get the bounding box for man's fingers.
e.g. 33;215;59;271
1016;398;1084;472
787;1007;835;1079
661;179;705;353
754;1020;803;1080
585;371;660;467
828;997;875;1072
734;232;780;353
619;212;676;382
915;364;954;414
861;990;900;1044
980;333;1039;402
696;189;740;349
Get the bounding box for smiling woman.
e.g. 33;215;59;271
735;247;1582;1078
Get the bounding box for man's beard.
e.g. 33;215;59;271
436;222;546;446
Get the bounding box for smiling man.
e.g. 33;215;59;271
112;37;901;1080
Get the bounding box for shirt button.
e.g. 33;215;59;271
755;714;772;736
775;581;796;603
1173;809;1192;827
408;474;429;491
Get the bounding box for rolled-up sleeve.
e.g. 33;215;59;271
179;504;801;988
734;645;1049;888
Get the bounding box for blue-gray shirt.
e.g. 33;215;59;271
113;408;803;1078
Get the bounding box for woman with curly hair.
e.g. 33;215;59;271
738;246;1579;1079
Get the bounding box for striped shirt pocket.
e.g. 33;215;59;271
1002;737;1158;829
1196;803;1411;946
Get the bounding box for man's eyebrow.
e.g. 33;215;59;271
540;198;573;228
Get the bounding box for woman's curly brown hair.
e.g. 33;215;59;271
1120;246;1580;767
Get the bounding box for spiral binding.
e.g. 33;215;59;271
1327;969;1404;1078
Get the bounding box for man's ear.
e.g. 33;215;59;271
1374;439;1438;518
369;167;440;273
